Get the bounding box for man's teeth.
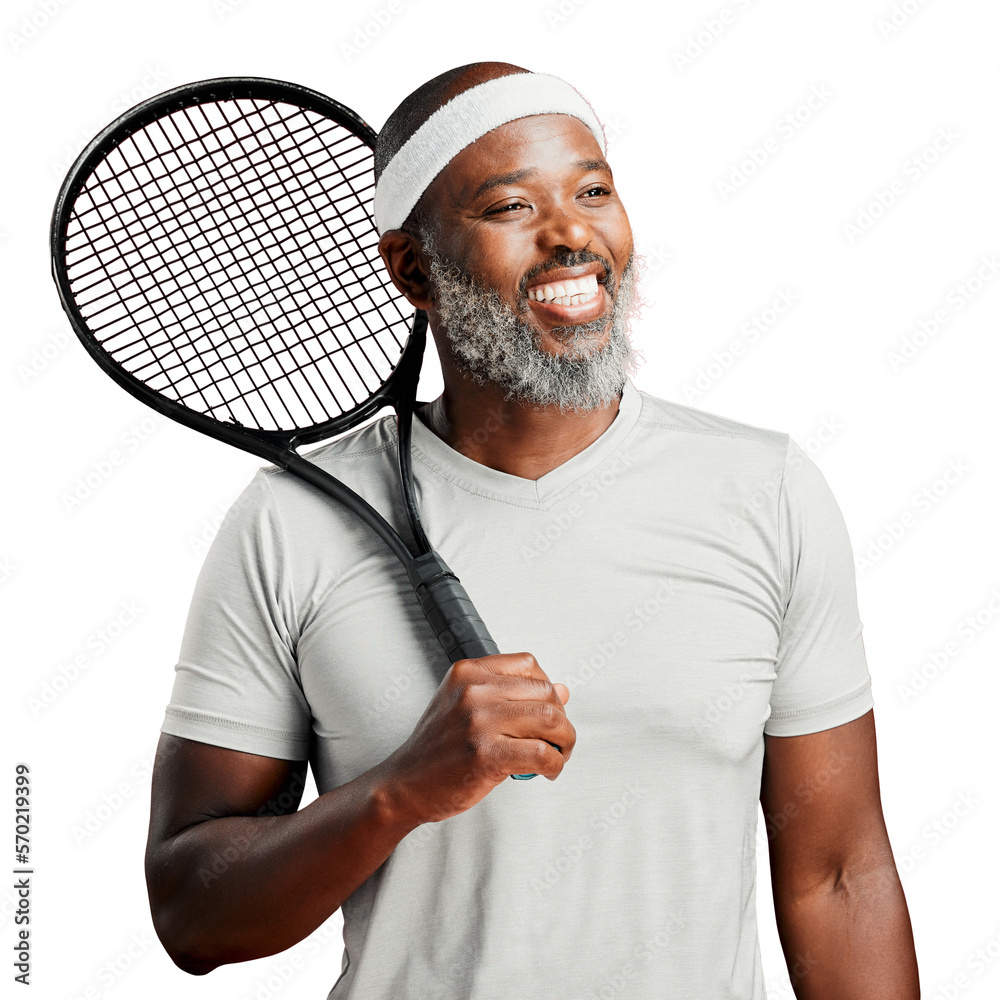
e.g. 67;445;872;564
527;274;600;305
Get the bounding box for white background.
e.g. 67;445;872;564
3;0;999;997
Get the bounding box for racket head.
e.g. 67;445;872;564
51;77;423;451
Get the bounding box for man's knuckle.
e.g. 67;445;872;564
455;683;481;710
464;705;489;732
538;702;559;727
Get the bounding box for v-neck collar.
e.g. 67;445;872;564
407;379;642;507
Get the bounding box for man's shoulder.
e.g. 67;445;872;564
249;416;398;515
259;416;396;480
300;415;398;469
634;386;790;454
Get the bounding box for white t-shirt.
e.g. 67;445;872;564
162;380;873;999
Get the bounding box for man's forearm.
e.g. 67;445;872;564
148;759;419;975
773;860;919;999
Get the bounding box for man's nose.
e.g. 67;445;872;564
534;201;593;253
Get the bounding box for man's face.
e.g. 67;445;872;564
417;113;639;410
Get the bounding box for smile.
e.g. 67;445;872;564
527;273;600;306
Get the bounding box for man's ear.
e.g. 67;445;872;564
378;230;434;311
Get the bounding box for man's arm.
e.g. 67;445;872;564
144;733;421;975
760;709;919;998
145;653;575;975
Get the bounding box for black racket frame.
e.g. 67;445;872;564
49;77;502;669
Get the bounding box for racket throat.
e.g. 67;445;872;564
394;312;432;555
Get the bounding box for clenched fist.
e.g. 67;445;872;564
383;652;575;826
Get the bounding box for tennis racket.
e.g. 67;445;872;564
50;77;545;779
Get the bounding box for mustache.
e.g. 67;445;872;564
516;249;615;306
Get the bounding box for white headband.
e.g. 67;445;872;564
374;72;606;234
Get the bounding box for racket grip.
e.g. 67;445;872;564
406;550;500;662
406;551;540;781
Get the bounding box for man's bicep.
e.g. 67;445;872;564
162;470;311;762
147;733;308;847
760;709;892;894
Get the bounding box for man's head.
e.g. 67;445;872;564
376;63;639;413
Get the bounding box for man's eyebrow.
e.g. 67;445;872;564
575;158;612;174
470;159;613;201
472;168;537;201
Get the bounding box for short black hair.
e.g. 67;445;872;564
375;62;530;238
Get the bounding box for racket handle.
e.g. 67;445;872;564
406;550;541;781
406;550;500;661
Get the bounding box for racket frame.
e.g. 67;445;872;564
49;77;431;562
50;77;545;777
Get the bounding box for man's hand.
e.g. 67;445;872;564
145;655;572;973
384;652;575;824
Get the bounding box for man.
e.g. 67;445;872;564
145;62;920;998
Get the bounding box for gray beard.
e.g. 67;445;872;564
424;241;641;413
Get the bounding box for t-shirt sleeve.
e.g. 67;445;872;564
764;437;874;737
160;469;312;759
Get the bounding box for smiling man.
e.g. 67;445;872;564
146;63;919;998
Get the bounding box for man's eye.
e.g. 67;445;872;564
582;185;611;198
486;202;527;215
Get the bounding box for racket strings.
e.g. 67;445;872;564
70;104;360;426
201;99;390;414
63;95;412;432
82;183;385;372
63;106;351;275
71;100;368;297
151;102;357;425
70;132;371;326
84;100;400;422
77;117;290;424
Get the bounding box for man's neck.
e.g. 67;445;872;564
421;371;622;481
